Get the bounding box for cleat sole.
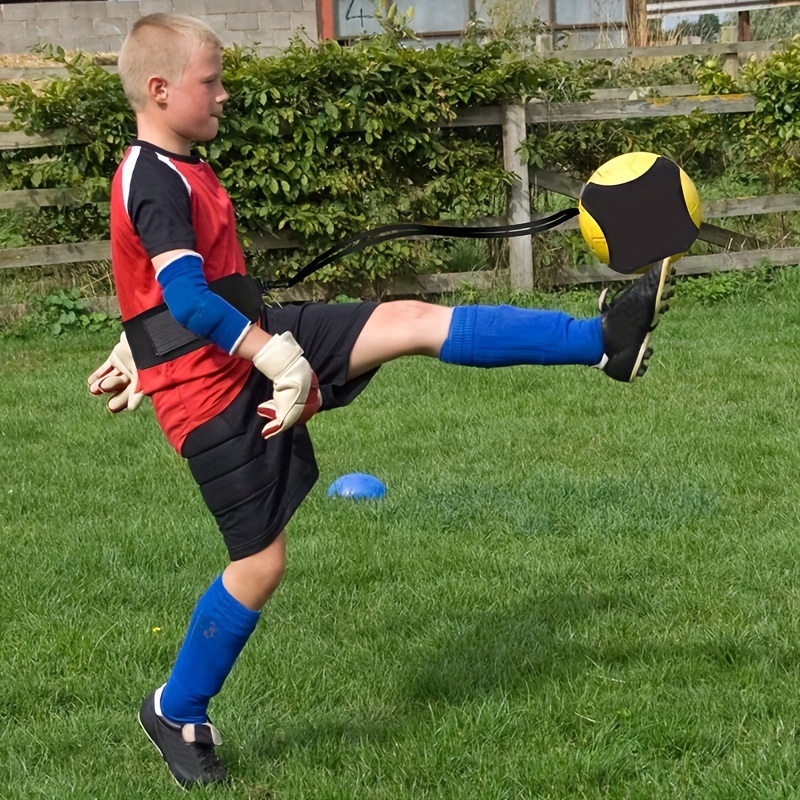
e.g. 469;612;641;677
139;711;190;792
627;258;674;382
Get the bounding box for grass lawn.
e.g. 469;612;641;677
3;269;800;798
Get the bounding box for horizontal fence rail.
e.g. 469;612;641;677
3;183;794;272
0;92;757;149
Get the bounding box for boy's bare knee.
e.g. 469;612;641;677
248;548;286;586
382;301;452;355
349;301;453;376
223;533;286;610
381;300;443;326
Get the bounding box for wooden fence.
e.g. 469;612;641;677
1;38;799;305
534;36;782;73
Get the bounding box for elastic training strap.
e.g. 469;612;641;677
266;208;579;290
124;208;579;368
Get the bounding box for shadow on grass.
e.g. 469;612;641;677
248;593;646;760
406;595;800;706
408;591;642;703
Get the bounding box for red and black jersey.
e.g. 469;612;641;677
110;140;252;453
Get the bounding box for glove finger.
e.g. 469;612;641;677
125;373;144;411
87;361;114;389
128;391;145;412
89;378;117;396
108;354;133;380
98;372;129;394
106;387;130;414
257;401;278;422
280;405;304;430
296;389;322;426
260;419;284;440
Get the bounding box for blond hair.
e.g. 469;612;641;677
118;14;222;111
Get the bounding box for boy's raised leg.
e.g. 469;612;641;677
347;259;675;381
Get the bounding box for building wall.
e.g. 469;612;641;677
0;1;319;55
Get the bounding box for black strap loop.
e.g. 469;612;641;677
126;210;578;368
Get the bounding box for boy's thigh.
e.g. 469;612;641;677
263;301;379;410
183;368;318;561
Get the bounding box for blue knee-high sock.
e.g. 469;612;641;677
439;305;603;368
160;575;260;724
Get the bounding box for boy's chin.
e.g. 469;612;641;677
195;120;220;141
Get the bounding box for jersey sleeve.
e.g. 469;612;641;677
125;149;197;258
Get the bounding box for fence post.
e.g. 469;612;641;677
720;25;739;79
535;34;553;58
502;103;533;292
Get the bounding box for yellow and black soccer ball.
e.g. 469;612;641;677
578;152;702;274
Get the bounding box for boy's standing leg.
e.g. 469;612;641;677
138;535;286;788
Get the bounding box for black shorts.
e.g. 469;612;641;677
182;301;379;561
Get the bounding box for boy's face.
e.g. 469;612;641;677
165;42;228;144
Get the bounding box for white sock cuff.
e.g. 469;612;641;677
153;684;167;717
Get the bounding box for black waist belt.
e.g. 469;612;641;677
123;273;264;370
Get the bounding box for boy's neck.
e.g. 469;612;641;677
135;118;192;157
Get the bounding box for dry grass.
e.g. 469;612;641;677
0;52;118;68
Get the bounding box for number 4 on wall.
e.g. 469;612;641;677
345;0;374;25
317;0;377;39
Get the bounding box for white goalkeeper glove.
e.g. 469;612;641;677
87;331;145;413
253;332;321;440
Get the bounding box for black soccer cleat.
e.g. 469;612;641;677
139;687;228;789
598;257;675;382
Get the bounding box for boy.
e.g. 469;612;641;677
88;13;674;788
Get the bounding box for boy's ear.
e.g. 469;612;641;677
147;75;169;103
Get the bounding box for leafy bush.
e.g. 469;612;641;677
739;35;800;189
1;33;799;292
0;36;585;288
0;288;120;339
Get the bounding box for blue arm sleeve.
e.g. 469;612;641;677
157;253;250;355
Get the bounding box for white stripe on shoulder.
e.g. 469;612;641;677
119;145;141;220
155;152;192;195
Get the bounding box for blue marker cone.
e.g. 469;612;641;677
327;473;386;500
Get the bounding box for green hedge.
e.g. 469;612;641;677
1;32;799;288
